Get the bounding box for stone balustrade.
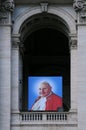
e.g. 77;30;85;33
21;112;68;121
11;111;77;127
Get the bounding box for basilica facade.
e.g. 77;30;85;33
0;0;86;130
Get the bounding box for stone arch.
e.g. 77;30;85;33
13;6;76;35
12;5;77;112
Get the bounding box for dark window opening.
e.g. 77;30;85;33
22;28;70;112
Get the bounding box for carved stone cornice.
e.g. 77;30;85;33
73;0;86;24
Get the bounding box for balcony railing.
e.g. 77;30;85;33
21;112;68;121
11;111;77;126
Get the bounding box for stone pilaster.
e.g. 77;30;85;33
0;1;14;130
11;35;22;130
0;23;11;130
70;35;77;112
77;26;86;130
73;1;86;130
11;35;20;112
11;34;24;112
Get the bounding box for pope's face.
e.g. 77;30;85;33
39;84;51;97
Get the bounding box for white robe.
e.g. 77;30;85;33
32;97;46;110
32;92;52;110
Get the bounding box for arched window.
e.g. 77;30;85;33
21;18;70;111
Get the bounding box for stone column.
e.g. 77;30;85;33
0;1;14;130
11;35;20;112
73;0;86;130
11;35;24;130
78;24;86;130
70;36;77;112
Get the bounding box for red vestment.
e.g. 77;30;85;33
31;93;62;111
45;93;62;111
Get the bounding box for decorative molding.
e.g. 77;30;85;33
12;34;25;55
0;0;15;24
73;0;84;11
12;37;20;48
2;0;15;12
79;11;86;23
13;6;76;35
0;11;7;20
40;2;48;12
0;10;9;24
73;0;86;23
70;37;77;50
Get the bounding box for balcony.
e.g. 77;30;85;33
11;111;77;127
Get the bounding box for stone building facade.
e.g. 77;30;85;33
0;0;86;130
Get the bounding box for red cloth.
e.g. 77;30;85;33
31;93;62;111
45;93;62;111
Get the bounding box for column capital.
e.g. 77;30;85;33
73;0;84;11
69;35;77;50
1;0;15;12
12;35;20;48
12;34;25;55
0;10;9;25
73;0;86;24
0;0;15;25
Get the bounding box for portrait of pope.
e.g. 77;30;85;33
30;81;62;111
